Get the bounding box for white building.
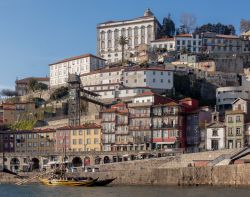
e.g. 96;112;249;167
80;65;173;101
206;110;225;150
49;53;105;88
97;8;161;64
151;34;202;53
216;86;250;111
123;66;173;90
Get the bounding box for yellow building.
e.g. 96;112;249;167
15;129;56;153
56;123;102;152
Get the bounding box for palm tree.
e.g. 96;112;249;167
119;36;128;65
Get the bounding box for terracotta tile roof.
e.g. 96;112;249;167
16;77;49;84
164;101;180;106
135;91;155;97
225;110;244;115
175;34;192;38
111;102;126;108
215;34;239;39
151;37;175;42
49;53;105;66
57;123;101;130
101;108;117;113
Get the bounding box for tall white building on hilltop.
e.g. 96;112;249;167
97;8;161;64
49;53;105;88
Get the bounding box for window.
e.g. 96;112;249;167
153;71;155;75
236;116;241;123
87;138;91;144
228;116;233;123
79;139;83;144
87;130;91;135
228;128;233;136
94;138;99;144
134;79;137;83
73;139;77;144
73;130;77;136
79;130;83;135
160;79;163;83
94;129;99;135
153;79;156;83
212;130;218;136
236;128;241;135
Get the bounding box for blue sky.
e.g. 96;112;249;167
0;0;250;89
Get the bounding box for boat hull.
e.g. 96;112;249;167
39;178;97;186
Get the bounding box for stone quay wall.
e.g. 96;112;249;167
1;164;250;186
79;164;250;186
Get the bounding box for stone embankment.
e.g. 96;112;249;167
80;164;250;186
1;149;250;186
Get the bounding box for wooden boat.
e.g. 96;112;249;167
39;177;98;186
89;178;116;186
76;177;116;186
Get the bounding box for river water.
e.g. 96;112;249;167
1;184;250;197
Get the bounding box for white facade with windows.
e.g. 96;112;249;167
216;86;250;110
206;126;225;150
49;54;105;88
123;67;173;90
151;37;175;51
80;65;173;100
97;9;161;64
150;34;202;53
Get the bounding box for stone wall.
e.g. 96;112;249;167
78;164;250;186
2;164;250;186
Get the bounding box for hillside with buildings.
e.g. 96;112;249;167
1;8;250;171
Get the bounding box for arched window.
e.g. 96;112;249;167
101;41;105;49
121;28;126;36
147;25;152;41
141;26;145;36
107;30;112;40
128;27;132;37
108;40;112;48
100;31;105;40
114;29;119;39
134;26;138;36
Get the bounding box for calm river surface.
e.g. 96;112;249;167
0;184;250;197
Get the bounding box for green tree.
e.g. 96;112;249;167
0;89;17;97
50;86;69;101
28;78;39;92
161;14;175;36
119;36;128;65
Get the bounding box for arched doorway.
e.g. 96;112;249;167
84;156;90;166
10;158;20;172
130;155;136;161
103;156;110;164
72;157;83;167
95;156;101;165
31;158;40;170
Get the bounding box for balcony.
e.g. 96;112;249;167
130;113;151;118
162;111;179;116
153;124;179;129
102;130;115;134
129;126;151;131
